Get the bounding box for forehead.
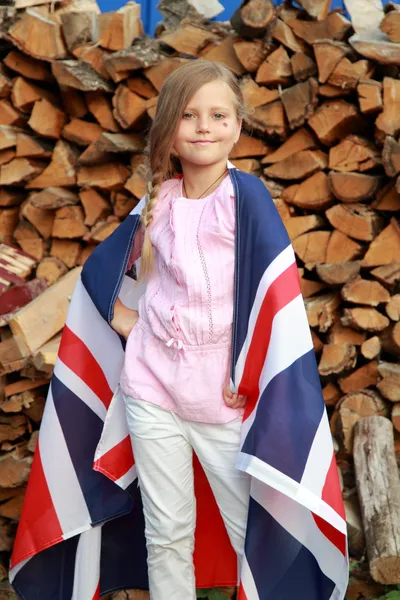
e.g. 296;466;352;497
185;80;236;109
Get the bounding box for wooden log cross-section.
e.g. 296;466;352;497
354;416;400;584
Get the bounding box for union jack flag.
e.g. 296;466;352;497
10;167;348;599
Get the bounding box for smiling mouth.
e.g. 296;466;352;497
191;140;215;145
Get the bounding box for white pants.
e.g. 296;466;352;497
123;394;250;600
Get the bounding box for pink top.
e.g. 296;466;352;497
120;175;243;423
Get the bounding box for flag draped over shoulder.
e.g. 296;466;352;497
10;167;348;600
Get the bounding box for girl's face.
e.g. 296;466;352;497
173;80;242;168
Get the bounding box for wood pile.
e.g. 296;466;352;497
0;0;399;595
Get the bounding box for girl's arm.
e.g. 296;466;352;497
111;298;138;339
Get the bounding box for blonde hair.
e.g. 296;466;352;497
139;59;246;279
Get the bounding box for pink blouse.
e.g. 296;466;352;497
120;175;243;423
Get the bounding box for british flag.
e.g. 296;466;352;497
10;166;348;599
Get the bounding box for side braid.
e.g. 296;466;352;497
138;170;163;280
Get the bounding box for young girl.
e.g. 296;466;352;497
111;60;251;599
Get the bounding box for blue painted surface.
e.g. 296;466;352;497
97;0;392;35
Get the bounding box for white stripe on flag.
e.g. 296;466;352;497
234;245;296;390
72;526;102;600
40;387;91;536
9;557;30;583
300;411;335;497
251;478;348;599
94;385;130;461
55;358;107;422
240;554;260;600
115;464;137;490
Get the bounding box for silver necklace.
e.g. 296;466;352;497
182;168;228;200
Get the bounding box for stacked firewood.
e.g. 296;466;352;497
0;0;400;594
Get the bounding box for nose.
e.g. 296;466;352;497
196;116;210;133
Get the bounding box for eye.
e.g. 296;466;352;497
213;113;225;119
182;112;194;119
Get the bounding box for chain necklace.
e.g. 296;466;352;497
182;168;228;200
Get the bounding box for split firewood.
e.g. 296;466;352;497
380;322;400;358
325;204;383;242
0;190;23;208
295;0;331;20
0;126;23;152
80;188;111;226
344;494;366;560
304;292;340;332
256;46;292;87
8;9;68;61
380;10;400;43
283;172;334;211
322;382;341;407
382;136;400;178
375;78;400;138
50;239;81;268
74;45;111;82
78;162;129;190
341;307;390;332
30;187;79;210
9;267;82;356
62;118;103;146
311;329;323;354
28;98;67;140
111;191;137;219
0;99;26;127
125;163;147;199
16;134;53;159
230;0;275;39
4;378;49;399
103;38;162;83
341;277;390;307
264;149;327;181
377;361;400;402
0;66;12;100
270;18;308;54
262;127;316;165
112;85;148;130
338;390;387;453
233;39;266;73
199;37;247;77
329;172;381;203
328;58;372;91
313;40;349;84
248;100;288;139
0;158;45;186
59;10;99;52
354;416;400;584
85;218;120;243
3;50;53;83
86;91;119;132
328;322;366;346
386;295;400;321
391;404;400;434
36;257;68;285
308;100;365;146
126;77;157;100
160;24;219;57
284;214;324;241
362;221;400;267
316;261;361;286
79;244;97;265
11;77;57;113
357;79;383;115
20;200;54;239
338;361;379;394
371;264;400;291
60;87;87;119
98;2;143;51
0;279;47;325
318;84;352;99
52;60;114;93
287;12;352;44
26;140;78;188
280;78;318;129
32;333;62;373
361;336;381;360
298;273;327;298
79;132;144;165
0;149;16;166
292;230;330;266
318;342;357;377
329;136;380;173
230;132;271;159
239;76;279;109
290;53;317;83
13;221;44;261
52;206;88;239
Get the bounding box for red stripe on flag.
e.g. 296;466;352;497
58;325;113;409
322;455;346;520
237;582;248;600
10;444;63;567
241;262;300;419
313;513;347;558
93;435;134;482
92;582;100;600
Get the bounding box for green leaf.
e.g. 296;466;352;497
376;591;400;600
196;589;232;600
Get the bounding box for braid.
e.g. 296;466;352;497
138;170;163;280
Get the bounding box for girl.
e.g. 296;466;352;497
111;60;251;599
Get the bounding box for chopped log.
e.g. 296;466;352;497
298;273;327;298
74;44;111;82
52;60;113;93
3;50;52;82
240;75;279;109
36;257;68;285
0;208;19;245
380;10;400;43
86;91;120;132
230;0;275;39
0;449;33;488
316;261;361;285
325;204;383;242
341;307;390;332
77;162;129;190
52;206;88;239
0;99;26;127
28;98;67;140
341;277;390;307
328;58;371;90
380;322;400;358
313;40;349;84
262;127;316;164
248;100;288;139
361;336;381;360
392;403;400;434
318;342;357;377
270;18;308;54
9;267;82;355
160;24;219;56
11;77;56;113
111;191;137;219
30;187;79;210
79;132;144;165
103;38;162;82
85;219;120;243
283;172;334;211
230;132;271;159
371;264;400;292
357;78;383;115
295;0;331;20
126;77;157;99
318;84;352;98
287;12;352;44
362;221;400;267
14;221;44;261
0;278;47;325
8;9;68;61
21;200;54;238
32;333;62;373
0;190;23;208
322;382;341;406
292;230;330;265
311;329;323;354
0;158;45;186
329;136;380;173
78;244;97;265
377;361;400;401
59;10;98;52
0;149;16;166
98;2;143;51
4;378;49;398
50;239;81;268
328;322;366;345
62;118;103;146
375;78;400;137
0;126;22;151
60;87;87;119
338;390;387;453
339;361;379;394
280;78;318;129
125;163;147;199
26;140;78;188
344;494;366;560
0;65;12;99
16;134;53;159
233;39;266;73
80;188;111;226
386;295;400;321
382;136;400;178
264;149;327;180
354;416;400;584
290;53;317;83
308;100;365;146
284;214;324;241
199;37;247;76
304;291;340;332
255;46;292;87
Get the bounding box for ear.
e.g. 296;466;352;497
234;119;242;144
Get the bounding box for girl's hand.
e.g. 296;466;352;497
111;298;139;339
223;385;247;409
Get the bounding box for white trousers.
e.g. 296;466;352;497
123;394;250;600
